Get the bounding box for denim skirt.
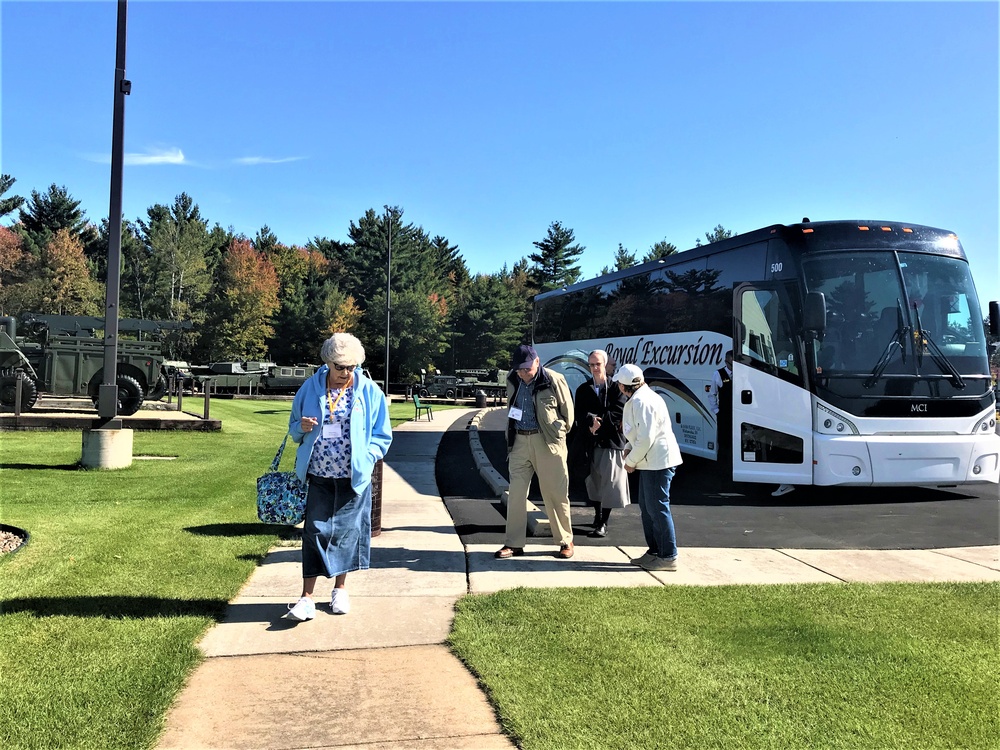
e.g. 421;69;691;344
302;474;371;578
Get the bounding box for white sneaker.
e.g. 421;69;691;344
283;596;315;621
641;556;678;572
772;484;795;497
630;552;656;566
331;588;351;615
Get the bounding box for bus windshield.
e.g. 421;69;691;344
803;251;989;400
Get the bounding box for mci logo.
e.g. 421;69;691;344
911;403;929;413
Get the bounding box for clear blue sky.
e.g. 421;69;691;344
3;1;998;307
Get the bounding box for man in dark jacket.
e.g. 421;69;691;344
571;349;630;538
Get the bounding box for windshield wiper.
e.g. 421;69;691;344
864;300;909;389
912;305;966;389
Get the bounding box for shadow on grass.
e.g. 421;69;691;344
0;462;82;471
1;596;229;620
185;523;300;538
254;409;291;415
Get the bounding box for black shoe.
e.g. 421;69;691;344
588;523;607;538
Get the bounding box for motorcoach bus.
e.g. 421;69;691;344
532;219;999;488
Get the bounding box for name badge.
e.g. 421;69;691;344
323;423;343;439
508;406;523;421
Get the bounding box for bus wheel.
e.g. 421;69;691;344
115;375;145;416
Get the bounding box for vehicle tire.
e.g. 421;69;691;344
419;388;429;398
147;373;168;401
0;369;38;410
115;374;144;416
445;388;456;399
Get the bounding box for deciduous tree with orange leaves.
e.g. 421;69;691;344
203;239;280;360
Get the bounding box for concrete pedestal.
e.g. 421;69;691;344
81;428;134;469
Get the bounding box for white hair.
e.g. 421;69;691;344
588;349;608;366
320;332;366;367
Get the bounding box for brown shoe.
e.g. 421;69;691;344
494;546;524;559
556;543;574;559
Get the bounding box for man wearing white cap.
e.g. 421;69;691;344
614;363;683;571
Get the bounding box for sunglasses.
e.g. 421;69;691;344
331;363;355;372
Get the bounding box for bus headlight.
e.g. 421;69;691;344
974;416;996;434
817;403;859;435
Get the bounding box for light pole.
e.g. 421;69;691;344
98;0;130;426
82;0;132;470
384;206;391;393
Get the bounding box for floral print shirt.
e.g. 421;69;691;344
307;384;353;478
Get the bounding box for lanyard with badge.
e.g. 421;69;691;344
323;382;349;439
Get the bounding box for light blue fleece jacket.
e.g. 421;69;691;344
288;365;392;494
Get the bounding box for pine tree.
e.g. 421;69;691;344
643;239;678;262
529;221;584;292
0;174;25;220
695;225;735;247
17;183;93;256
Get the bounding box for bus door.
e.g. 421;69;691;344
731;283;813;486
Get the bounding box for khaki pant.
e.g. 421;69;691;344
505;432;573;547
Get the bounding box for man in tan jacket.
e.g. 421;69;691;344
495;344;576;560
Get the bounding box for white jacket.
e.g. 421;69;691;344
622;384;683;471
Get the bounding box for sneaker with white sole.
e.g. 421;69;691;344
640;556;678;572
330;588;351;615
630;551;657;566
771;484;795;497
283;596;315;621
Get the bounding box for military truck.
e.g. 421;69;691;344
418;369;505;400
0;312;189;415
190;361;319;395
190;361;270;394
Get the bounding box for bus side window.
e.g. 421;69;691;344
739;286;802;384
740;289;777;369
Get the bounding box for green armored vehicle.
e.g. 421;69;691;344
0;313;188;416
189;361;319;395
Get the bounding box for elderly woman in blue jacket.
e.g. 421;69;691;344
283;332;392;621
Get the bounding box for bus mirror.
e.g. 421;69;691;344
989;301;999;337
804;292;827;333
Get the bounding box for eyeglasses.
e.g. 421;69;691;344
587;362;605;369
331;363;355;372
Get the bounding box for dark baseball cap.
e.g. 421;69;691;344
513;344;539;370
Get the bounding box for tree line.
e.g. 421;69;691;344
0;174;735;383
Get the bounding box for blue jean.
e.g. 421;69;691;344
303;475;371;578
637;467;677;560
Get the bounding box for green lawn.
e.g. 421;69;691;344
450;584;999;750
0;397;468;748
2;400;995;749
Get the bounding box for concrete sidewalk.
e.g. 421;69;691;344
158;407;1000;749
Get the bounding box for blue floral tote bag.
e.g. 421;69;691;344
257;435;308;525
